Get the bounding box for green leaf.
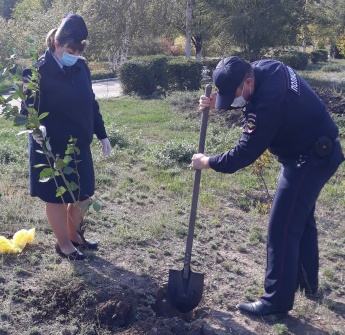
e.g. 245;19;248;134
65;147;74;154
39;167;54;177
14;116;29;126
44;140;52;152
92;202;101;212
27;83;37;90
68;181;79;191
63;155;73;163
74;147;80;155
63;166;74;175
55;157;68;170
81;201;92;211
56;186;66;197
38;112;49;120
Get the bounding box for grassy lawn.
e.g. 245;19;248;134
0;66;344;334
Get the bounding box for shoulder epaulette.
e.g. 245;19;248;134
33;56;46;69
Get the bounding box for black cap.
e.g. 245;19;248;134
56;14;88;44
212;56;249;109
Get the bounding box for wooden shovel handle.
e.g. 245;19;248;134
183;84;212;279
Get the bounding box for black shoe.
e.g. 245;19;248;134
236;300;288;316
55;243;85;260
71;239;98;250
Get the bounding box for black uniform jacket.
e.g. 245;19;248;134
22;50;108;203
208;59;339;173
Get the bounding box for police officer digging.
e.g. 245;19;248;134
193;56;345;316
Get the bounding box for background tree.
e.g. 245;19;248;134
204;0;304;60
0;0;21;19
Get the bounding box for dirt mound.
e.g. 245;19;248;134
314;87;345;114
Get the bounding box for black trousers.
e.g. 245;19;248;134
260;140;344;311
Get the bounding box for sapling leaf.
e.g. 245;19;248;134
54;157;67;170
68;181;79;191
14;116;29;126
38;112;49;120
56;186;66;197
81;202;92;211
63;166;74;175
93;202;101;212
65;147;74;154
44;140;51;151
63;155;73;163
39;167;54;177
27;83;37;90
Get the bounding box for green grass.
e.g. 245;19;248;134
298;59;345;90
0;75;345;334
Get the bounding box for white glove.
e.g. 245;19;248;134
100;138;111;157
32;125;47;145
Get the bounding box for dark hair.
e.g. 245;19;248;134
240;62;254;85
46;28;87;53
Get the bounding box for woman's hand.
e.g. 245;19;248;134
100;138;112;157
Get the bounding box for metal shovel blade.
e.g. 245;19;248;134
168;268;204;313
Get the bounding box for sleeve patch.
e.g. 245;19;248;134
285;65;300;96
244;113;257;133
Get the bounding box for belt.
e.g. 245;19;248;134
278;136;337;166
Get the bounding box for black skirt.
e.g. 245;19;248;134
28;135;95;203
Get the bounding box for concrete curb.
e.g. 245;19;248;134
92;77;118;83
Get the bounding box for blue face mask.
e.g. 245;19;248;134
60;52;80;67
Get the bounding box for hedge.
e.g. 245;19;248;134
276;51;310;70
118;55;168;96
167;58;203;91
119;56;203;95
311;49;328;63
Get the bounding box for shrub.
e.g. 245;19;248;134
91;72;114;81
316;49;328;62
167;58;203;91
118;55;168;96
311;51;323;64
276;51;309;70
202;58;222;73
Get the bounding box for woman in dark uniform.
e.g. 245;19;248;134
22;14;111;260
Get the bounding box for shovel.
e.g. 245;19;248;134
168;83;212;313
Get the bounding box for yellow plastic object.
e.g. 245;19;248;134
0;228;35;254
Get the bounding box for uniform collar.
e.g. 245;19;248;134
44;50;82;74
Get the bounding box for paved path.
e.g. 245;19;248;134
92;78;122;99
1;79;122;112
